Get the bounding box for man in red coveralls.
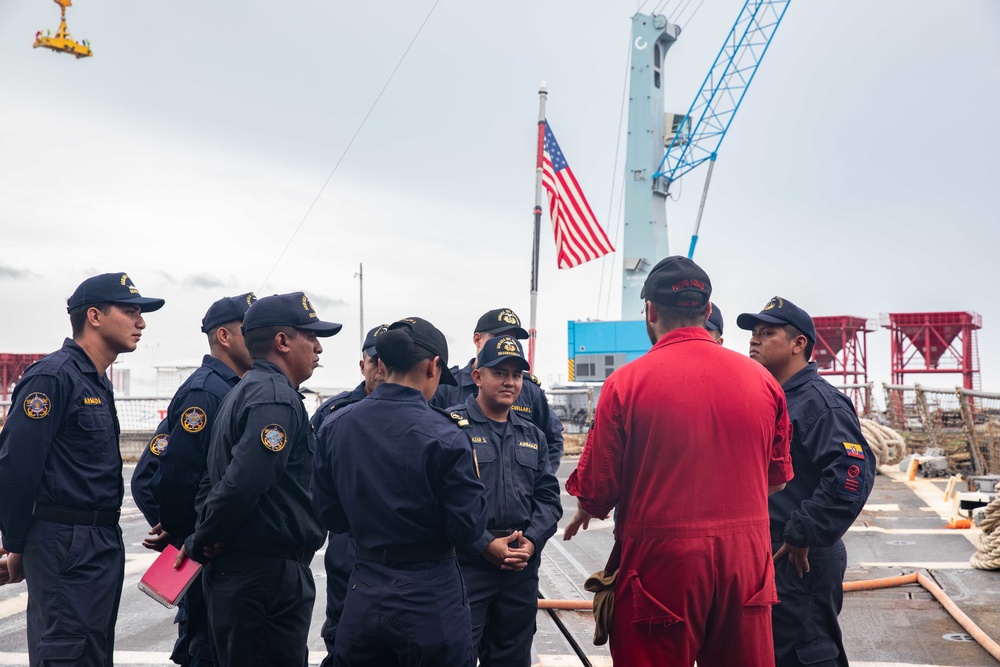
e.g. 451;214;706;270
564;256;794;667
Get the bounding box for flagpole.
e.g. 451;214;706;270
529;82;548;372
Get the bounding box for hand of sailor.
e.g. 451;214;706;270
773;542;810;578
483;531;525;569
142;523;171;552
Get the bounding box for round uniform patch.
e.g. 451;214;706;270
181;407;207;433
23;392;51;420
261;424;287;452
149;433;169;456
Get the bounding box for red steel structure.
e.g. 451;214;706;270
881;311;982;390
812;316;876;414
1;353;47;417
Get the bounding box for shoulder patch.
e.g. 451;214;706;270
181;407;208;433
525;372;541;386
24;392;51;419
838;460;864;499
261;424;287;452
431;405;469;428
149;433;169;456
843;442;865;460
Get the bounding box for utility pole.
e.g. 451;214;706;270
355;263;364;349
529;82;548;372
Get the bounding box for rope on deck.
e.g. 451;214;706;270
971;481;1000;570
859;418;906;467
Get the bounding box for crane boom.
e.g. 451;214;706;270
654;0;789;187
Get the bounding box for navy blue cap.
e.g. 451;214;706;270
475;308;529;339
706;302;724;333
380;317;457;385
242;292;342;337
67;272;165;313
640;256;712;308
201;292;257;333
476;335;530;372
362;324;389;357
737;296;816;343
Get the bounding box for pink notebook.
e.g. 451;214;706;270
138;544;203;608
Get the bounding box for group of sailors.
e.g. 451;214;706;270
0;260;875;667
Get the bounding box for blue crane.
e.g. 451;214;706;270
653;0;791;258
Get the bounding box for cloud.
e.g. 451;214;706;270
181;273;227;289
309;294;350;310
0;263;37;280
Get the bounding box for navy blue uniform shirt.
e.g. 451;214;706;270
153;355;240;541
188;359;324;562
309;381;366;432
450;396;562;557
0;339;123;552
313;382;487;552
432;359;564;473
131;418;169;527
770;362;876;547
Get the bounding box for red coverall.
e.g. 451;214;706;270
566;327;793;666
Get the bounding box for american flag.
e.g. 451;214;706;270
542;121;614;269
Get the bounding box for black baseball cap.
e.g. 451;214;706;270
640;256;712;308
201;292;257;333
381;317;457;385
706;302;724;333
474;308;529;339
737;296;816;343
362;324;389;357
242;292;342;337
67;272;165;313
477;335;531;373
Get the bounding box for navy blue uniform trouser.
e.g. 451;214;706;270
202;550;315;667
319;533;357;667
333;558;475;667
460;555;539;667
772;539;849;667
170;572;216;667
22;521;125;667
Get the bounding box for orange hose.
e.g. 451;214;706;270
540;572;1000;661
538;599;591;610
842;573;917;591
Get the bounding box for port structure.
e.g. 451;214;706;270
812;316;876;413
567;4;789;382
881;312;982;391
0;353;46;417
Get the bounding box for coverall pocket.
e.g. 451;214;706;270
795;638;840;664
741;578;779;617
36;634;85;662
743;549;779;617
625;570;683;630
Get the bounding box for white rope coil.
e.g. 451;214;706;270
971;483;1000;570
859;418;907;467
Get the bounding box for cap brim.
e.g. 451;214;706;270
486;326;529;340
736;312;788;331
362;345;378;358
480;356;531;372
705;321;721;332
298;321;343;337
438;364;458;386
116;296;165;313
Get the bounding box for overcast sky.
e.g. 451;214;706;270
1;0;998;401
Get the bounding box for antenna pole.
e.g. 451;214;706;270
529;83;548;372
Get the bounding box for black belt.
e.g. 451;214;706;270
33;505;120;526
231;544;315;565
358;544;456;565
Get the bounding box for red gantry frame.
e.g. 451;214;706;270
0;353;47;416
812;316;876;414
881;311;982;390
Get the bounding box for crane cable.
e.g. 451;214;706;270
595;24;633;319
257;0;441;293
